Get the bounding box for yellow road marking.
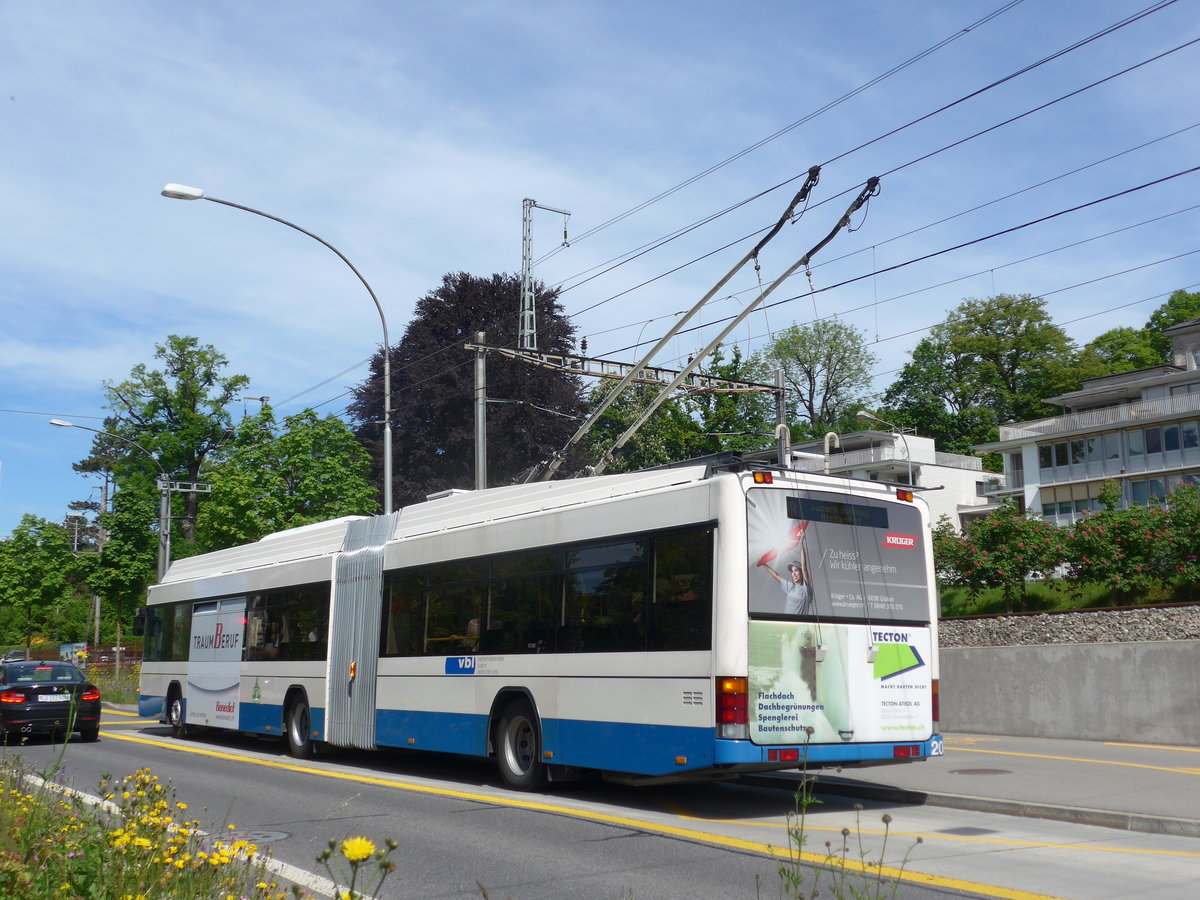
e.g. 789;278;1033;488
101;708;145;719
100;729;1060;900
950;746;1200;776
1105;741;1200;755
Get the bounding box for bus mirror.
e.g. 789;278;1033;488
132;608;146;637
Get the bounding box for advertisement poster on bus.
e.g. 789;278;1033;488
186;598;246;729
747;620;932;744
745;488;929;623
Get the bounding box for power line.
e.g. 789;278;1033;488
537;1;1028;261
552;0;1182;304
601;164;1200;357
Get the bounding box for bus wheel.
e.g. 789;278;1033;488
167;690;188;739
286;696;314;759
495;698;546;791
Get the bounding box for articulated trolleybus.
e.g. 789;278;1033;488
138;459;942;789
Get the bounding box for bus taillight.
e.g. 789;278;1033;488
717;677;748;725
931;678;940;728
751;471;774;484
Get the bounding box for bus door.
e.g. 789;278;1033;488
187;597;246;729
326;513;399;749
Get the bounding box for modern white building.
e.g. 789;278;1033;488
976;317;1200;525
788;429;1001;530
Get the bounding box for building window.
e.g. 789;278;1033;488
1144;427;1162;455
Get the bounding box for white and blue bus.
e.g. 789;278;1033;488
137;459;942;789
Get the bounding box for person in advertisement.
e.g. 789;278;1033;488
756;521;813;616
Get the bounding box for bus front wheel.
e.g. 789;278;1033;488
495;698;546;791
167;690;188;739
286;696;314;759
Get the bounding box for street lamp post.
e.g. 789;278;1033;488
856;410;913;486
160;183;393;515
50;420;172;581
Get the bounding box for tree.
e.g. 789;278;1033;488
1146;289;1200;362
882;337;996;454
194;408;379;551
0;515;87;647
77;335;250;548
884;294;1080;447
581;381;709;474
756;318;876;439
348;273;588;505
88;477;159;645
686;344;778;455
1079;326;1161;375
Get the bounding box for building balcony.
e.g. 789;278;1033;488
998;392;1200;442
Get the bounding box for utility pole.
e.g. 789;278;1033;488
520;198;570;351
474;332;488;490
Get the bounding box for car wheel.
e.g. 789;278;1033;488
80;727;99;743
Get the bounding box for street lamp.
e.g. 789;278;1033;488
160;183;393;515
50;419;172;582
856;410;913;486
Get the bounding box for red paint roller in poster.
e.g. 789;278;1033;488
755;521;809;566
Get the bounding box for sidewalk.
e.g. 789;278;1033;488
806;732;1200;837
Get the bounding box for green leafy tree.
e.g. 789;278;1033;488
1079;326;1161;375
0;516;86;647
757;318;876;439
686;345;778;454
581;381;708;474
1146;289;1200;361
194;408;379;551
77;335;250;548
884;294;1080;447
882;338;997;455
348;272;588;504
88;479;160;645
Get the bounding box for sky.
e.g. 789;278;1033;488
2;0;1198;538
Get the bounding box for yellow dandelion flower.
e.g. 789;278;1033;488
340;835;376;862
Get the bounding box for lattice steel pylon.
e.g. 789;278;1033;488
520;198;570;350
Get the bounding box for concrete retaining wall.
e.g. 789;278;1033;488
940;640;1200;746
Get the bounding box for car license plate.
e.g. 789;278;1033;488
39;694;70;702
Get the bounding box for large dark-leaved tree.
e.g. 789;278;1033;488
349;272;588;506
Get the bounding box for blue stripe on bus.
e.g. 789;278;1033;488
138;695;937;775
139;694;165;719
373;709;716;775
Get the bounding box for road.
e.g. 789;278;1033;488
6;708;1200;899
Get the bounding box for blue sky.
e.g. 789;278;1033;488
2;0;1198;537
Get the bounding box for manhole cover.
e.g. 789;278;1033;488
949;768;1011;776
938;826;999;836
229;829;290;844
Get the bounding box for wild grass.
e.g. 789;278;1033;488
0;753;395;900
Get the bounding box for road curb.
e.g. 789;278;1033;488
743;774;1200;838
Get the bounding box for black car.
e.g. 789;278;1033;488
0;661;101;742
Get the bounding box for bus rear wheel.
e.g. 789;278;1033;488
167;690;188;739
286;696;314;759
495;698;546;791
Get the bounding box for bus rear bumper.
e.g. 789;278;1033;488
715;734;944;768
